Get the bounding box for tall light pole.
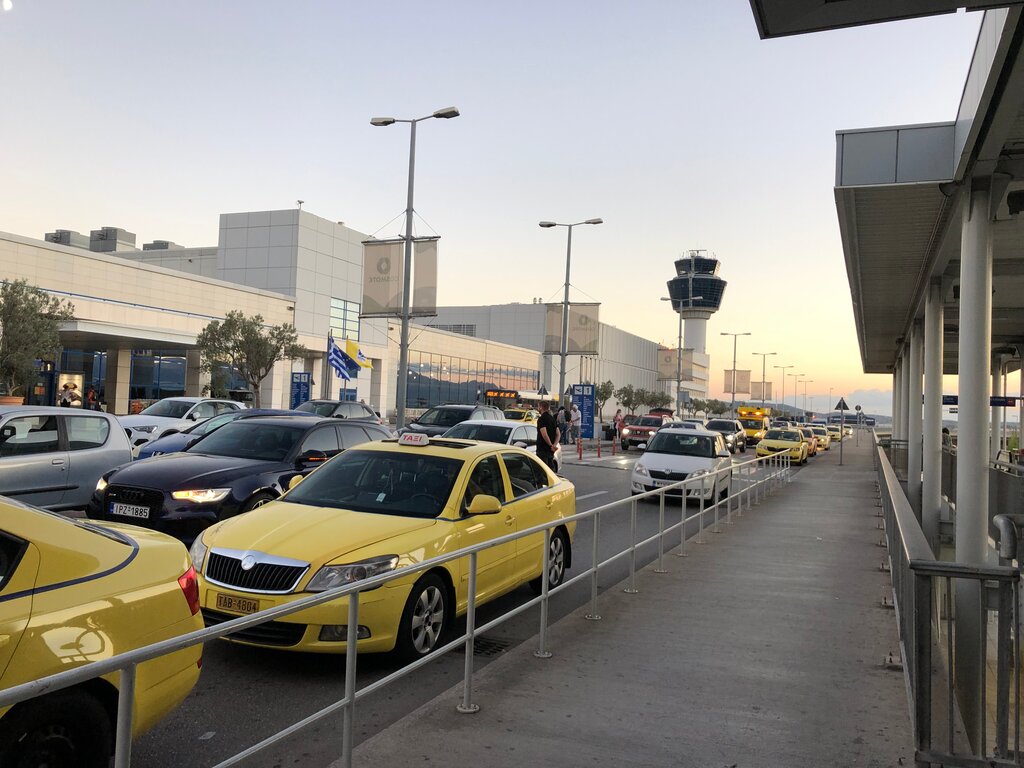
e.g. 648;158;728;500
539;218;603;406
786;371;804;415
720;332;751;416
798;378;814;415
371;106;460;430
662;295;703;418
751;351;776;407
774;364;793;413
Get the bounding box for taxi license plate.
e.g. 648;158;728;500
215;593;261;615
110;502;149;519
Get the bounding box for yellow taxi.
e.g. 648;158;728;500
827;425;843;442
191;434;576;660
0;498;203;766
756;427;809;465
809;425;831;451
503;408;539;424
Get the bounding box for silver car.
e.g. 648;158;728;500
0;406;131;510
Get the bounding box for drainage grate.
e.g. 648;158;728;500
458;636;514;657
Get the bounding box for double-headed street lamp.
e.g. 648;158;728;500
798;378;814;414
662;295;703;418
751;351;776;407
539;218;603;406
371;106;460;430
785;371;805;415
720;331;751;415
774;364;793;413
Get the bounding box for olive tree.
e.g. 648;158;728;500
0;280;74;398
595;380;615;419
614;384;642;414
195;311;305;408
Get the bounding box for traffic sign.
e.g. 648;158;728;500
855;404;861;411
835;397;849;411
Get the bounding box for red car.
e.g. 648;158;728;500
621;413;672;450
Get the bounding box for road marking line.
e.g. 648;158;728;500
577;491;609;501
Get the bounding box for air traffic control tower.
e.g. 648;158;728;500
666;249;727;356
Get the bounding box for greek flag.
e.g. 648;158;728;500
327;333;351;381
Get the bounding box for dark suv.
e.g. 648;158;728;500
398;404;504;437
295;399;383;424
704;418;747;454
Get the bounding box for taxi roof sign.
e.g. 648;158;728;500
399;432;431;446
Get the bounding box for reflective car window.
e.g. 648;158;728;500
299;427;340;457
418;408;468;427
139;399;192;418
190;411;241;436
0;531;27;589
285;449;464;518
636;417;662;427
186;422;302;461
444;424;514;443
462;456;506;510
338;424;375;450
501;452;550;498
296;401;339;417
191;402;218;419
65;415;110;451
0;415;60;457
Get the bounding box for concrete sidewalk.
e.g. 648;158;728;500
346;437;911;768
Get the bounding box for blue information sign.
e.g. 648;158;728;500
571;384;595;439
936;394;1018;407
290;372;312;410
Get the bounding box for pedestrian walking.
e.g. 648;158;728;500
556;406;568;445
535;401;560;472
569;402;582;442
613;408;624;439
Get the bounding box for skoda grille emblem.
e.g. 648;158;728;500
376;255;391;275
240;555;257;571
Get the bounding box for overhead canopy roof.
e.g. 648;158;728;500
747;0;1017;38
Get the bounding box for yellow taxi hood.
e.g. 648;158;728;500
204;501;438;562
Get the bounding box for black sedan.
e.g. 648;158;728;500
88;416;391;543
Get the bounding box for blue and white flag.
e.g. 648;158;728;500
327;333;352;381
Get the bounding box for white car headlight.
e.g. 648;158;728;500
689;469;709;477
306;555;400;592
634;463;649;477
133;425;158;434
172;488;231;503
189;536;208;571
95;477;109;493
621;428;631;435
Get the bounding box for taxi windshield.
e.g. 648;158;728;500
285;450;464;518
738;418;763;429
645;432;716;458
765;430;799;441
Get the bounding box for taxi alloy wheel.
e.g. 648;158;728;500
531;529;569;594
397;573;448;660
0;689;112;768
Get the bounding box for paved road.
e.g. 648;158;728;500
131;451;789;767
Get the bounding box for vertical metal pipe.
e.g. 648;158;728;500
996;581;1011;758
956;186;993;748
535;529;553;658
914;573;932;759
908;322;924;516
558;225;573;408
625;500;639;593
675;489;689;557
922;282;943;551
342;593;360;765
696;475;707;543
712;469;721;533
586;513;602;619
746;463;753;512
458;553;481;713
395;120;418;431
655;492;668;572
113;664;137;768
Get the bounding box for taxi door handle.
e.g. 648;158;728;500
503;515;514;527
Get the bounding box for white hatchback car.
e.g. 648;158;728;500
630;427;732;502
442;418;562;472
119;397;245;455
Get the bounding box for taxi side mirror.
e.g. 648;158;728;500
288;475;304;491
466;494;501;515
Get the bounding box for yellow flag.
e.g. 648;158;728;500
346;339;373;369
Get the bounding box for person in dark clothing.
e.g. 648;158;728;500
535;401;560;471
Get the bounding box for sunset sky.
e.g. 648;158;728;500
0;1;998;415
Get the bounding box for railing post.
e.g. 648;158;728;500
341;592;360;766
586;512;602;620
113;663;137;768
995;580;1012;758
654;492;668;573
675;486;689;557
696;475;707;544
746;463;753;512
624;499;639;593
457;553;480;714
913;570;932;761
725;468;734;525
535;528;553;658
712;469;722;533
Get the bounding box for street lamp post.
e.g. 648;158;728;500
371;106;460;430
751;351;776;407
720;332;751;416
798;378;814;415
540;218;603;407
786;372;805;415
662;295;703;418
774;364;793;413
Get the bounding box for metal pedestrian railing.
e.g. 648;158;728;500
875;434;1022;767
0;449;795;768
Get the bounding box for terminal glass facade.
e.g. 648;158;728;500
330;298;360;341
404;351;539;409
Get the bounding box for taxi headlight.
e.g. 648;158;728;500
189;536;208;571
172;488;231;504
307;555;400;592
95;477;109;493
634;463;649;477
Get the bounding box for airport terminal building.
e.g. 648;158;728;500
1;208;704;418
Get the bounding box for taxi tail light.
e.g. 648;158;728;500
178;565;201;616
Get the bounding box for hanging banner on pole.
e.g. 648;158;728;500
723;369;751;394
657;348;694;381
750;381;773;400
360;237;439;318
543;303;600;355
